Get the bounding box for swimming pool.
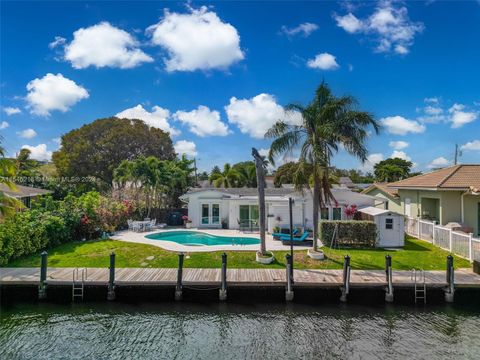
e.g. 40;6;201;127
145;231;260;246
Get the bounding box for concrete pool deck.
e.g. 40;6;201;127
111;228;312;252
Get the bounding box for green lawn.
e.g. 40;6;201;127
6;236;471;270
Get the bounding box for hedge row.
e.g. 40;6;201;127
0;192;132;266
320;220;377;248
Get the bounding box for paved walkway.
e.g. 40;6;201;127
111;228;312;252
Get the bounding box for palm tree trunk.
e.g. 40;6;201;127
252;148;266;255
312;169;320;252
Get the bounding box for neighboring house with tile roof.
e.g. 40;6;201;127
362;183;402;213
384;165;480;236
180;187;385;232
0;183;52;208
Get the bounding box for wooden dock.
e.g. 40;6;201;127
1;267;480;288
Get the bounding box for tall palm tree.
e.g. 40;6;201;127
236;163;257;188
0;139;21;218
266;82;379;252
209;163;240;188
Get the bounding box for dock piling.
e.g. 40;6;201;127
385;255;394;303
219;253;227;301
38;251;48;300
340;255;350;302
445;255;455;303
175;252;184;301
285;254;294;301
107;252;116;301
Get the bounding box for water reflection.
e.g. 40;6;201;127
1;302;479;360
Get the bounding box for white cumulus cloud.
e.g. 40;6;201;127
448;103;478;128
389;140;409;150
428;157;451;169
174;140;197;157
334;13;364;33
334;2;424;55
49;36;66;49
390;150;411;161
21;144;52;161
17;128;37;139
460;140;480;151
360;153;384;173
381;116;425;135
307;53;340;70
146;6;244;72
62;22;153;69
3;107;21;116
280;22;318;37
225;93;302;139
174;106;229;137
115;104;179;136
0;121;9;130
26;73;89;116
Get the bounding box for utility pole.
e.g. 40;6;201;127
454;144;462;165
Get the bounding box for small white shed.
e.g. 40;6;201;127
358;207;405;248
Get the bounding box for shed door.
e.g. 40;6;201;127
381;217;396;246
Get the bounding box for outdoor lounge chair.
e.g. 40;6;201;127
279;231;310;243
272;228;298;239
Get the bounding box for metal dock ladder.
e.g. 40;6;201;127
411;269;426;304
72;268;87;301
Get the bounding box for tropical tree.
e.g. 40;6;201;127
233;161;257;187
0;139;21;218
53;117;175;187
266;82;379;252
15;148;40;178
209;163;240;188
113;155;194;216
374;158;413;182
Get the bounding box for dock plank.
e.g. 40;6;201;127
1;267;479;288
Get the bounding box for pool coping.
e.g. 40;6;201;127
111;228;311;252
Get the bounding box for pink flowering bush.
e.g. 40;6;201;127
344;204;358;220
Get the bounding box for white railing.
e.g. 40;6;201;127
405;216;480;262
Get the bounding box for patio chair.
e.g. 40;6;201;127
147;219;156;231
127;219;133;231
131;221;141;232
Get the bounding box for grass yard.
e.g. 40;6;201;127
6;236;471;270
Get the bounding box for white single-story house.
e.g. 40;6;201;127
180;187;385;233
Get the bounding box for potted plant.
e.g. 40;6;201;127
273;225;280;234
221;218;228;229
182;215;192;229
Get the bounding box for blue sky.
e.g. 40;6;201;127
1;1;479;173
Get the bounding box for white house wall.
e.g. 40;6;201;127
183;188;379;231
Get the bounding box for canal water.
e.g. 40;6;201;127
1;302;479;359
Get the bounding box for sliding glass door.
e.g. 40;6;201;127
239;204;259;231
201;203;220;225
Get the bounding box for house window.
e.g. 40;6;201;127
386;218;393;230
201;203;220;225
333;207;342;220
321;208;329;220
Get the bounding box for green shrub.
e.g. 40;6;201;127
321;220;377;248
0;191;133;265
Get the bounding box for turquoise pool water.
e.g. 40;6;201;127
145;231;260;246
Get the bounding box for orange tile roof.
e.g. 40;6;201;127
388;165;480;190
363;182;399;198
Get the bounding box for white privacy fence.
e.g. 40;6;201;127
405;216;480;262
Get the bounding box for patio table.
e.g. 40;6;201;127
133;220;152;232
